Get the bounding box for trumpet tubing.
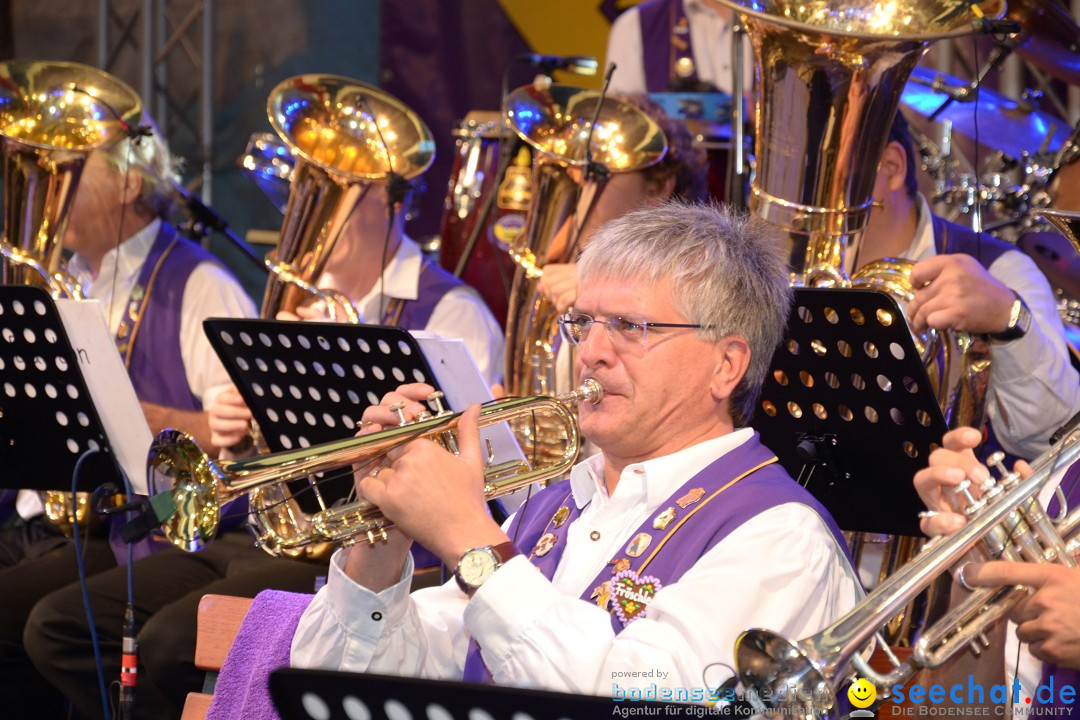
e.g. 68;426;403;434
148;380;602;554
735;429;1080;717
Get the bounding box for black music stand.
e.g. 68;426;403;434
270;668;676;720
753;288;950;537
0;286;121;488
204;319;445;513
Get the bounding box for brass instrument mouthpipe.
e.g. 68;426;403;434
148;379;602;553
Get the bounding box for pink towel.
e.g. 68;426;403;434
206;590;315;720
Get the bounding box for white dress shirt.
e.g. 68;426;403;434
896;196;1080;460
16;220;256;521
291;429;863;697
356;236;504;386
605;0;750;95
66;218;256;409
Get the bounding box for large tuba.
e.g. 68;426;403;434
718;0;1003;430
501;84;665;457
735;430;1080;717
147;380;602;554
261;74;435;322
0;60;141;534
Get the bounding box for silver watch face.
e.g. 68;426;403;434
458;547;498;587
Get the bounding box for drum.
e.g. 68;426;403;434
437;111;527;329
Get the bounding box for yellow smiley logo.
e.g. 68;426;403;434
848;677;877;709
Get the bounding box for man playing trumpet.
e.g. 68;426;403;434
290;200;863;698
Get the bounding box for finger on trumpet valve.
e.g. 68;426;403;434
389;402;410;426
426;390;451;416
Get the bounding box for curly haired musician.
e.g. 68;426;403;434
860;112;1080;461
0;131;255;718
288;201;862;699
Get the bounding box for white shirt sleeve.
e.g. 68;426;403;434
425;285;506;387
178;261;258;408
985;249;1080;459
606;7;648;94
290;503;862;696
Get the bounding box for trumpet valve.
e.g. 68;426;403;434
365;528;389;545
389;402;411;426
986;451;1008;477
426;391;452;417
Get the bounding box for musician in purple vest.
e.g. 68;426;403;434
915;427;1079;709
290;201;862;701
606;0;749;95
860;113;1080;462
24;156;503;719
3;131;255;718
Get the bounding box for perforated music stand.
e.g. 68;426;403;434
204;318;445;514
753;288;950;537
0;286;121;488
270;668;675;720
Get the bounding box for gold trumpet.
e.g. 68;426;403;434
735;429;1080;717
147;380;602;554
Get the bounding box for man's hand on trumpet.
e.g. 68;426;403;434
965;561;1080;671
914;426;1080;673
344;383;509;593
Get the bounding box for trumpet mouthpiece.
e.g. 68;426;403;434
559;378;603;405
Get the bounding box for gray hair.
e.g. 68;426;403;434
577;200;793;427
96;129;181;219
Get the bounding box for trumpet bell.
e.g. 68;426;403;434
148;429;225;552
736;629;832;715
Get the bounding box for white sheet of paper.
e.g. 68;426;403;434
55;299;151;494
411;333;542;511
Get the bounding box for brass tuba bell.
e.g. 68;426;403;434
501;84;667;400
0;60;141;536
262;74;435;322
0;60;141;296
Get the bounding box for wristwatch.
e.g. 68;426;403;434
989;291;1032;342
454;541;519;596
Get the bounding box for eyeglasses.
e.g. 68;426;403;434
557;311;710;346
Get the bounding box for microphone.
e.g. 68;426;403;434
516;53;599;76
118;492;179;544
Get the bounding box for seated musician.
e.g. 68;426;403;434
860;112;1080;461
24;176;504;719
537;93;708;315
914;427;1080;708
290;200;863;698
1;131;256;718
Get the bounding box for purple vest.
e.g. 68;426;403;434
389;258;463;331
1032;461;1080;710
463;433;851;683
120;223;220;412
636;0;700;92
931;216;1015;269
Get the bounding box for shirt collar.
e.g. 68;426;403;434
568;427;755;510
900;193;936;263
67;218;162;289
354;235;422;311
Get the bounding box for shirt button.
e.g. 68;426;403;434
590;530;601;541
371;611;383;621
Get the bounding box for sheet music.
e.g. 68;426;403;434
55;299;151;494
412;333;537;510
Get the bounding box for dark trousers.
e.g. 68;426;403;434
25;530;328;720
0;529;116;720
